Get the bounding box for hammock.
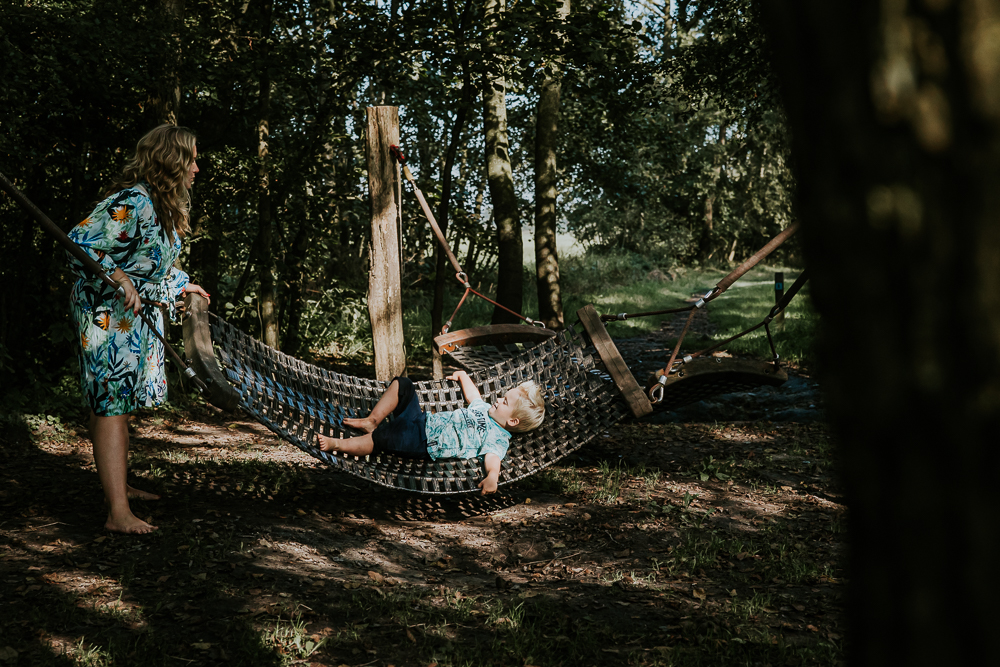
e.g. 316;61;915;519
183;296;786;494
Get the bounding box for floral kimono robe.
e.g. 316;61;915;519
67;185;189;416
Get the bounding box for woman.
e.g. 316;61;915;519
68;124;210;534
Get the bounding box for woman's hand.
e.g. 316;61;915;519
184;283;211;304
116;276;141;314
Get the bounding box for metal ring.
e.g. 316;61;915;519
648;384;665;404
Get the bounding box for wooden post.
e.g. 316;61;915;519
366;106;406;381
774;271;786;332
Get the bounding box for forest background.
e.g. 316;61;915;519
0;0;797;410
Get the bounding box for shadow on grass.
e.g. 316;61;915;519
0;416;843;666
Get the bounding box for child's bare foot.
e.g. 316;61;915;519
318;434;339;452
127;486;160;501
105;512;158;535
343;416;377;434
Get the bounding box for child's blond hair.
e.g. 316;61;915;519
509;380;545;433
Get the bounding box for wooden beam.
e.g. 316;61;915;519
434;324;557;355
577;304;652;418
366;106;406;381
181;293;242;412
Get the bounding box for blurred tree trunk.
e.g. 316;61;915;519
187;211;220;312
483;0;523;325
762;1;1000;664
282;207;310;356
534;0;569;330
256;0;279;349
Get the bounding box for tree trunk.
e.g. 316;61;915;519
256;0;279;350
282;209;310;356
533;0;569;330
762;1;1000;664
698;124;726;262
431;0;475;378
483;0;522;325
186;212;220;312
147;0;184;126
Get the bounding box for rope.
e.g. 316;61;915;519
601;222;800;323
647;270;810;403
389;145;543;333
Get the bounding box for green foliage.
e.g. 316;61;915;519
562;0;796;265
0;0;797;407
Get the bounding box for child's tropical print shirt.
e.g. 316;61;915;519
424;399;511;461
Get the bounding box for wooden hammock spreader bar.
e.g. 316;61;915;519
0;171;206;393
181;294;242;411
435;324;558;356
576;304;653;418
601;222;800;323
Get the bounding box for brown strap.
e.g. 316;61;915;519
600;223;800;323
716;222;799;293
398;162;466;280
394;151;541;328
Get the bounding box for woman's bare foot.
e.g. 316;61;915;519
105;511;158;535
343;416;377;434
127;486;160;501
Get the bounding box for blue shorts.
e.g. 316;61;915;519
370;377;430;460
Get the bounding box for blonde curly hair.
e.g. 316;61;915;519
508;380;546;433
106;124;196;239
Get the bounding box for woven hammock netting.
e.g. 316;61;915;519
207;314;631;494
194;307;786;494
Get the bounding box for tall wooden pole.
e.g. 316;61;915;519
365;106;406;381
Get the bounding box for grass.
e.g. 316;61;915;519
399;248;816;364
265;613;327;661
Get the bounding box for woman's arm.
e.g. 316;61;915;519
446;370;482;405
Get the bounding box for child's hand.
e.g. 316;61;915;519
478;474;499;495
481;453;501;495
445;370;469;382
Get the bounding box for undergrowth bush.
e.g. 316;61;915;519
4;248;815;426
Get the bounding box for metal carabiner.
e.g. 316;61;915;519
648;374;668;404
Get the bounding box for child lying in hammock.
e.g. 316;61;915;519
318;371;545;494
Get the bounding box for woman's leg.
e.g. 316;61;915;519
343;379;402;433
89;411;157;534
